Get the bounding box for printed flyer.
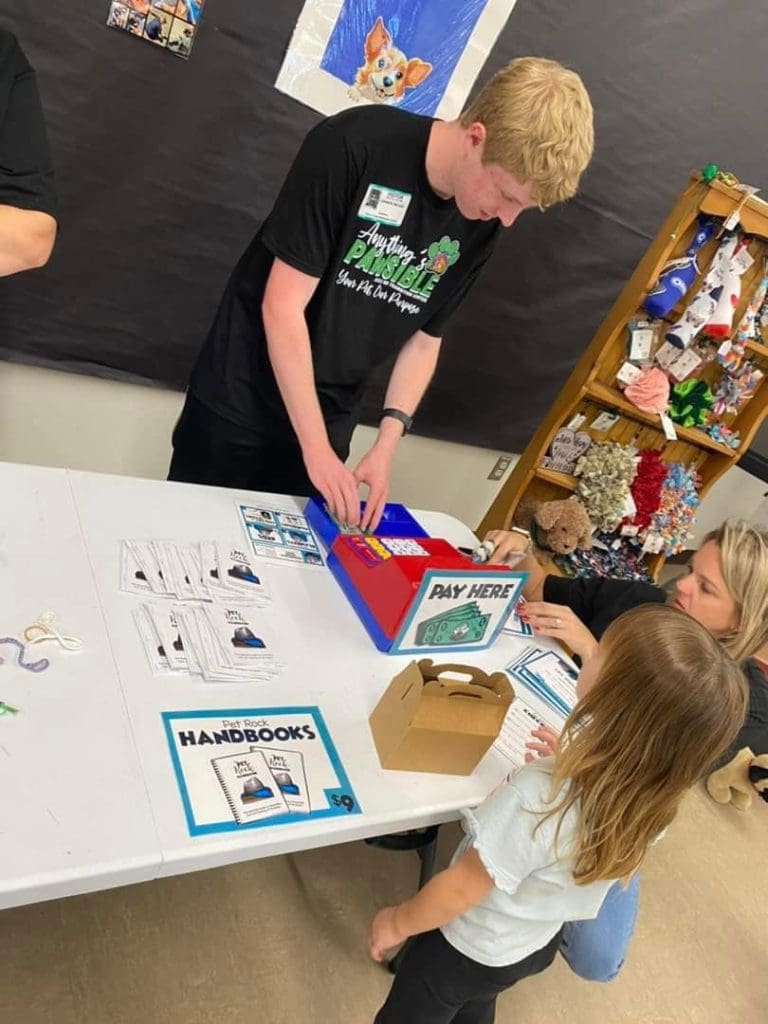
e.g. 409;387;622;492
163;706;360;835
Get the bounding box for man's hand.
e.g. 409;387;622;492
521;601;598;662
484;529;530;565
524;725;561;763
303;445;360;526
369;906;406;962
354;442;395;532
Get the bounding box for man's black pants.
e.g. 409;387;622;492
168;393;350;497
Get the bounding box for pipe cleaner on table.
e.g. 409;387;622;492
23;612;83;651
0;636;49;672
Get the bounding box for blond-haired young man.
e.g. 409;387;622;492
171;57;593;530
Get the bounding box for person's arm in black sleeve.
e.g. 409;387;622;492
715;662;768;768
542;574;596;621
260;116;362;525
0;31;57;275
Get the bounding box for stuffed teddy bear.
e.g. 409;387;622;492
705;746;768;810
513;496;593;556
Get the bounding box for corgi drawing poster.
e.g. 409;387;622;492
347;17;432;104
275;0;519;119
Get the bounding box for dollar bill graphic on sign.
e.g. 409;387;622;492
415;601;491;646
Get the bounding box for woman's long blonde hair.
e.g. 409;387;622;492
541;604;747;885
705;518;768;663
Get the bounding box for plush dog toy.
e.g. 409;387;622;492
513;496;593;556
705;746;768;810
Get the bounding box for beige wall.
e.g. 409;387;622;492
0;361;764;537
0;362;517;530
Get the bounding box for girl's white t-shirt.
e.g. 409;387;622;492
441;759;618;967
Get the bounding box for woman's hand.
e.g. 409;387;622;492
524;725;561;763
521;601;598;662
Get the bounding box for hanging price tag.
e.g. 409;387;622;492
656;340;684;369
566;413;587;430
629;327;655;362
668;348;703;382
616;361;643;386
660;412;678;440
590;411;620;432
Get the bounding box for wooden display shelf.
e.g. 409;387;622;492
534;467;578;491
477;173;768;580
699;178;768;240
585;382;735;455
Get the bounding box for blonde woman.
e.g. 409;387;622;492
369;606;747;1023
483;516;768;981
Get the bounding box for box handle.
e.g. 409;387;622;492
418;659;490;687
418;659;513;703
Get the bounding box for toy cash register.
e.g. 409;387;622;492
305;499;526;655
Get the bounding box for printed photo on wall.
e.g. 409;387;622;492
105;0;204;59
275;0;520;119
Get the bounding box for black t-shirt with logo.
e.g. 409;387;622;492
189;105;500;445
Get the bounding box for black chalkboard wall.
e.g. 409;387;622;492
1;2;766;451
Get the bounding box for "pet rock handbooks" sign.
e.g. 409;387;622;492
163;707;359;835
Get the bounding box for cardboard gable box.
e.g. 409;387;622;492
369;659;514;776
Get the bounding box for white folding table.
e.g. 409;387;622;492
0;463;160;909
1;462;534;908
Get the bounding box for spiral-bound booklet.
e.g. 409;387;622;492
210;750;288;824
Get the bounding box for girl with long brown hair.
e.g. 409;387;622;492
368;605;747;1024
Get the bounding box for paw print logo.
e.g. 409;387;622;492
426;236;460;275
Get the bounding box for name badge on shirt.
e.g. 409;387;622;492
358;183;412;227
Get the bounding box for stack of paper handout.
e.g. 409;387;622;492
121;540;280;681
492;645;579;767
134;600;282;681
120;540;271;605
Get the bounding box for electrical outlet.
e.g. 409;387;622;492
488;456;512;481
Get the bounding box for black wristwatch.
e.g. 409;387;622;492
381;408;413;435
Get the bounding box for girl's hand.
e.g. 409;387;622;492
521;602;598;661
524;725;561;763
369;906;406;962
